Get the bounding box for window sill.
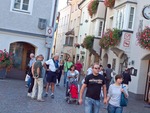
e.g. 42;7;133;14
12;8;31;14
63;44;73;47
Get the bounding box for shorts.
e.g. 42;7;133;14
46;71;57;83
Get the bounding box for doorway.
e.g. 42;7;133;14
144;60;150;102
7;42;35;80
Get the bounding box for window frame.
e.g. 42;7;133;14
65;37;74;46
11;0;34;14
128;6;135;30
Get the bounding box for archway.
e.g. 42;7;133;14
7;42;36;80
103;53;108;68
142;54;150;102
119;53;128;73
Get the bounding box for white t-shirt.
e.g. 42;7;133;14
45;59;57;72
87;67;92;75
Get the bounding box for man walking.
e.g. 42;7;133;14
31;54;44;102
43;53;59;99
105;64;113;91
79;63;107;113
122;68;131;89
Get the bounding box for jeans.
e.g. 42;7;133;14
28;76;34;93
32;78;43;100
107;104;123;113
64;72;67;86
27;77;31;87
85;97;100;113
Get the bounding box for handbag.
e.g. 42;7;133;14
120;84;128;107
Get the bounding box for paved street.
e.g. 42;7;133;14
0;78;150;113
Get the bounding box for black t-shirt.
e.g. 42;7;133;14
84;74;105;100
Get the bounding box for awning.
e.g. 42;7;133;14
65;29;74;35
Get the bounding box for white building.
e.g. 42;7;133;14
102;0;150;101
0;0;58;79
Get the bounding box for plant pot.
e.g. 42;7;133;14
0;68;6;79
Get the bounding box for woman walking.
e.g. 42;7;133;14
107;74;128;113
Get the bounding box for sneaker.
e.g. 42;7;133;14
44;93;48;97
37;99;45;102
27;93;32;97
51;94;54;99
25;85;29;88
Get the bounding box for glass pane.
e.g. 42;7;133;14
128;22;132;29
16;0;21;3
22;4;28;10
23;0;29;4
14;3;20;9
9;43;23;70
130;7;134;14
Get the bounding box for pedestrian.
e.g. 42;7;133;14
86;65;93;75
64;57;73;87
27;53;36;97
43;53;59;99
105;64;113;91
99;65;104;75
122;68;131;90
66;65;79;98
56;60;64;86
26;53;36;88
107;74;128;113
75;60;83;82
79;63;107;113
31;54;44;102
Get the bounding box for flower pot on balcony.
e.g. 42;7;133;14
0;68;6;79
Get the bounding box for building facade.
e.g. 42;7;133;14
102;0;150;101
0;0;58;79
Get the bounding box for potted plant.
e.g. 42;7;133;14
138;26;150;50
104;0;115;8
88;0;99;17
99;28;122;49
0;49;13;79
83;35;94;50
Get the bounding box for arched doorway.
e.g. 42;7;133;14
142;54;150;103
119;53;128;73
7;42;35;80
103;53;108;68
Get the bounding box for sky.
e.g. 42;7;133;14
58;0;68;11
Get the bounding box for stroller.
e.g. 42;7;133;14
66;75;79;105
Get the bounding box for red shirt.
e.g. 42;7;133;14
75;63;82;72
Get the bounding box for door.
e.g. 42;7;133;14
144;60;150;102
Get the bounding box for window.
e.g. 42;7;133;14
98;21;103;36
14;0;29;11
116;9;124;29
11;0;34;14
65;37;74;46
128;7;135;29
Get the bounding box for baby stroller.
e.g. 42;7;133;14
66;76;79;105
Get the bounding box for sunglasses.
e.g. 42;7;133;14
94;67;100;70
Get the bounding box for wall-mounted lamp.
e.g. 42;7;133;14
129;60;134;65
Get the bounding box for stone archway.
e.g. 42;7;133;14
103;53;108;68
7;42;36;80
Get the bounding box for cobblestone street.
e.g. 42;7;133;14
0;79;149;113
